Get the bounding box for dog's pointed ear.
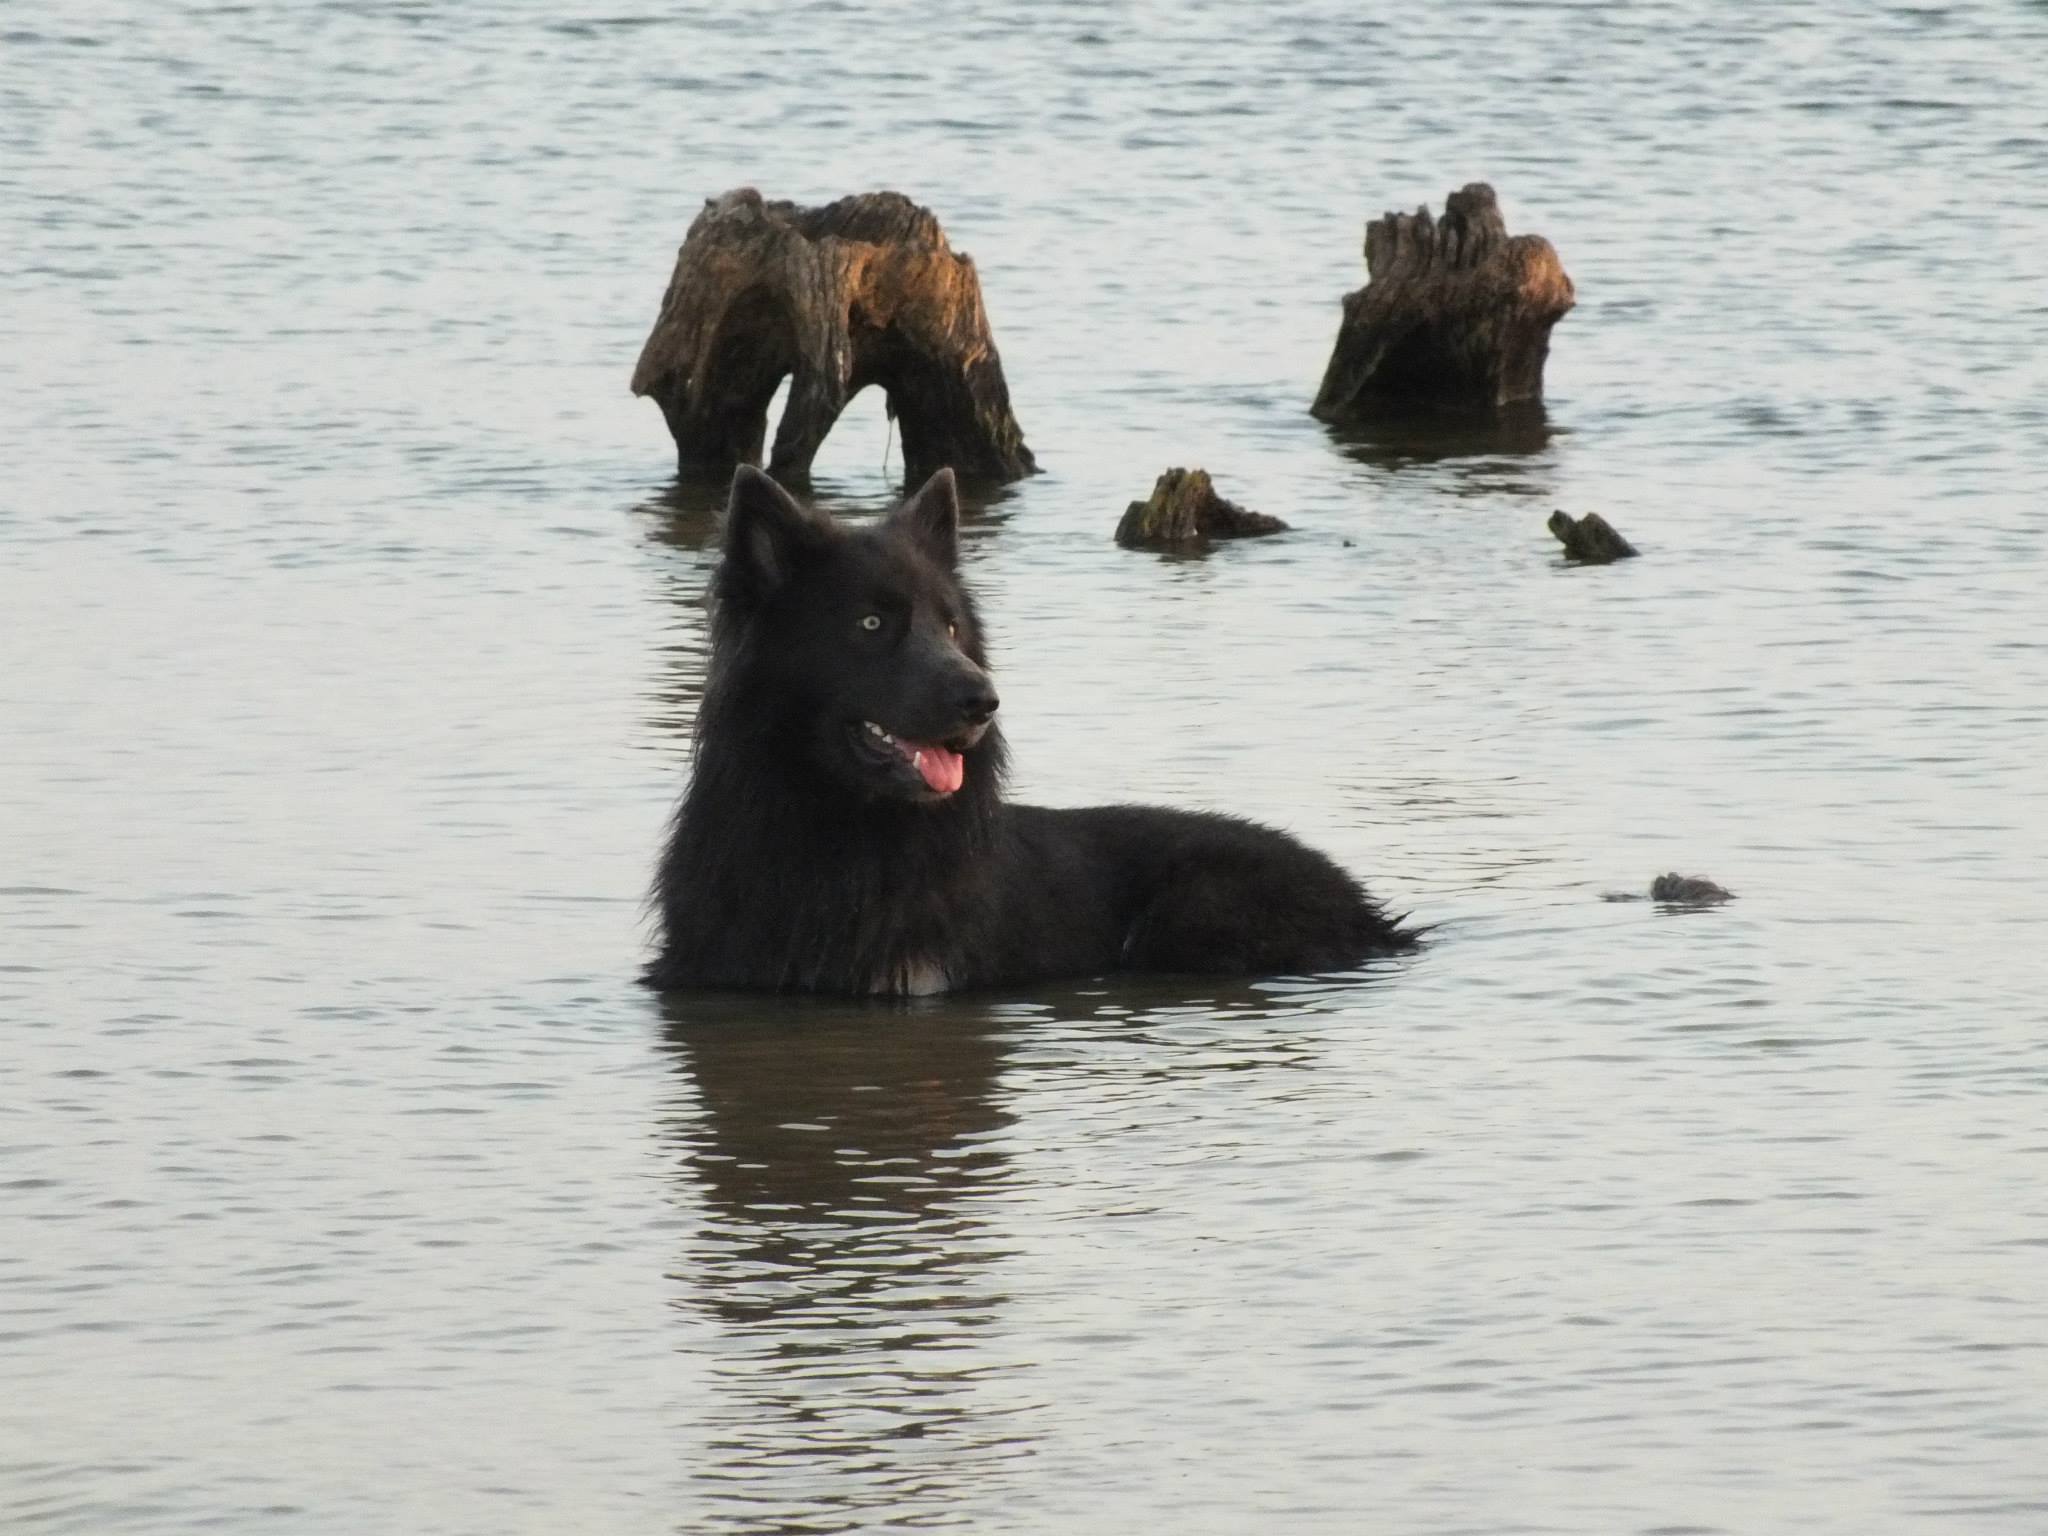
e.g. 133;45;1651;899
887;467;960;570
723;465;830;594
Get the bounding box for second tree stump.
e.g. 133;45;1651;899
1312;183;1574;423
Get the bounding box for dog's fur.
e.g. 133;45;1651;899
647;466;1416;995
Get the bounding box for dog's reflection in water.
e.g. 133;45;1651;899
657;993;1030;1527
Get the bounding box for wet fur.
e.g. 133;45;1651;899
648;468;1416;994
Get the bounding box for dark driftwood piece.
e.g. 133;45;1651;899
1549;509;1638;563
1115;469;1288;549
1651;874;1734;905
1602;874;1735;905
631;189;1035;486
1312;183;1574;422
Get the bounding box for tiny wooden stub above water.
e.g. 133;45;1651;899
1114;468;1288;550
1312;183;1574;422
1602;874;1735;906
1650;874;1733;905
1548;509;1638;563
630;188;1035;487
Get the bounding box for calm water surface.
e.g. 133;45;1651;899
5;2;2048;1531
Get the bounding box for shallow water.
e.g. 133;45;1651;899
6;2;2048;1531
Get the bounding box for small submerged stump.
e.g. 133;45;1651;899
1549;509;1638;563
630;188;1035;487
1115;469;1288;550
1312;183;1574;422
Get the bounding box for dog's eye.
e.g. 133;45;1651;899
859;614;882;632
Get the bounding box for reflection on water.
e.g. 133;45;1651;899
1325;401;1554;467
658;996;1031;1533
638;473;738;549
1324;404;1561;499
638;469;1025;555
654;975;1404;1532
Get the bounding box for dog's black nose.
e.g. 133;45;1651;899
957;683;1000;724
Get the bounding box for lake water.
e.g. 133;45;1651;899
5;2;2047;1531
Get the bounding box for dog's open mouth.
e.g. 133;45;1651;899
853;720;977;796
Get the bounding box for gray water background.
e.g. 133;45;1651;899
5;2;2048;1531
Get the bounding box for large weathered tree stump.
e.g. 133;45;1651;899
1115;468;1288;550
630;189;1035;487
1311;183;1574;422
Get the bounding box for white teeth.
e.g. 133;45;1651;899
913;751;924;768
864;721;894;743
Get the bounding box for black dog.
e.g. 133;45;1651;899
648;466;1416;994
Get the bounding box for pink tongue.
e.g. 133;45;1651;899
910;742;963;794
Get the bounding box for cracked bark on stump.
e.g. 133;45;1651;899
1115;469;1288;549
630;189;1035;487
1312;183;1574;422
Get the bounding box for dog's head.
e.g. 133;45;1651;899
708;465;1001;804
